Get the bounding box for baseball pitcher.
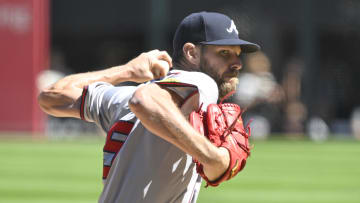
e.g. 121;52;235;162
38;11;260;203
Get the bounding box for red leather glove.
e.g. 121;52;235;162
189;102;251;187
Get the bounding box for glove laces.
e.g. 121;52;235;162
219;91;252;156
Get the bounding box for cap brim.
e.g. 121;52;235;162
201;38;260;53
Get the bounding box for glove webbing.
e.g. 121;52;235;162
221;107;251;156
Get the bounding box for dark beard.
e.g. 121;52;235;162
200;57;239;99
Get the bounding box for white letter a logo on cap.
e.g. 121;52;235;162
226;20;239;35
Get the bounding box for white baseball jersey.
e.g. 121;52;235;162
80;70;218;203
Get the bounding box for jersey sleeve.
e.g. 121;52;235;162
80;82;137;132
154;70;219;110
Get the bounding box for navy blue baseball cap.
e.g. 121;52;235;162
173;11;260;56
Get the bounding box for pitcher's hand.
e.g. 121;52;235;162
126;49;172;83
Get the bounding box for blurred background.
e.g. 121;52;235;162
1;0;360;140
0;0;359;202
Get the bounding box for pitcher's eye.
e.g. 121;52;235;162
219;50;230;57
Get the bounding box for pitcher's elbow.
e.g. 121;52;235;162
37;90;52;113
129;87;147;113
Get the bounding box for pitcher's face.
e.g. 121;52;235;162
199;45;242;98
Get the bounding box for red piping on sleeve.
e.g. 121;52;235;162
156;82;197;88
80;86;89;121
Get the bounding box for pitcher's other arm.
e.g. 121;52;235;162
38;50;172;118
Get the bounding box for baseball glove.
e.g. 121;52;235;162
189;100;251;187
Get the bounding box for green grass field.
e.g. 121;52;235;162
0;136;359;203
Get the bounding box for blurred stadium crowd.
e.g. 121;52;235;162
2;0;360;141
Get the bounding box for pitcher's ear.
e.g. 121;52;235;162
183;43;200;66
